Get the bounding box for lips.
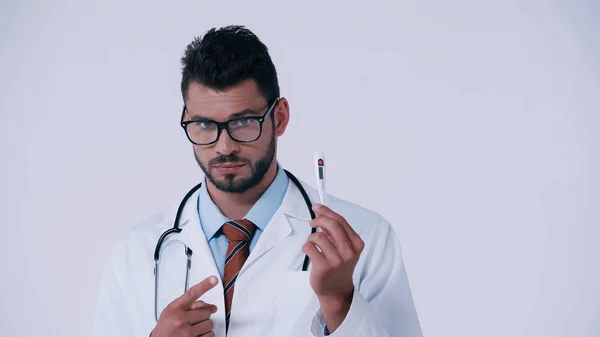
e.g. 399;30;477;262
213;163;246;174
214;163;245;168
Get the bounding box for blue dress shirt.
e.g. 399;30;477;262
197;164;289;279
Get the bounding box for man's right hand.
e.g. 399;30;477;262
150;275;219;337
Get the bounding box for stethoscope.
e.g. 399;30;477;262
152;169;317;321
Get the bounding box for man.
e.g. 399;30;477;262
92;25;423;337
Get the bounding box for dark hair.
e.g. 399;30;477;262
180;25;280;104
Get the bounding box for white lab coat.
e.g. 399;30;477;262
92;178;423;337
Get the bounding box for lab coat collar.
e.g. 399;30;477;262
241;176;314;269
278;175;314;222
174;173;315;277
197;164;290;241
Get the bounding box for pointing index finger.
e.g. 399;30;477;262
172;275;218;309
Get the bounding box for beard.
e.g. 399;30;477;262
195;133;276;193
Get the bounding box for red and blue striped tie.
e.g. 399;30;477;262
221;219;256;331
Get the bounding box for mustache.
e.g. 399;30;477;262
209;154;251;167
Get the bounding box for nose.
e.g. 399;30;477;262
215;128;240;156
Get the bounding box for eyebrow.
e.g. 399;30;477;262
230;109;262;118
188;108;262;121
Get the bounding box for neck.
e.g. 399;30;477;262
206;162;279;220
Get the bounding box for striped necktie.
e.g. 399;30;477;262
221;219;256;331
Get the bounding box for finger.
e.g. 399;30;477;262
189;317;214;336
302;241;327;266
308;218;336;242
310;218;354;257
306;232;342;265
313;204;362;246
190;300;218;313
197;330;216;337
171;275;218;309
312;204;350;230
185;306;213;325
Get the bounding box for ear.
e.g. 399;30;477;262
273;97;290;137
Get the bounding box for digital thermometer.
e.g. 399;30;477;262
314;149;326;205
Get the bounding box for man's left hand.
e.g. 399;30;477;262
302;203;365;333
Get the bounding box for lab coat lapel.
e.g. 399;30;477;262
242;178;313;271
173;189;228;336
176;191;220;281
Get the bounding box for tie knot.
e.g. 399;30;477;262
222;219;256;242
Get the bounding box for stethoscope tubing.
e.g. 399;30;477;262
153;170;317;321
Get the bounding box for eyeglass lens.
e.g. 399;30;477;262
186;118;262;144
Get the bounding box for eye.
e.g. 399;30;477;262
198;121;215;129
232;118;252;127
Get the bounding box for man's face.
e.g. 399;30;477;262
183;79;278;193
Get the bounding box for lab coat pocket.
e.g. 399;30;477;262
274;271;320;335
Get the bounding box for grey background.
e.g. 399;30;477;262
1;0;598;336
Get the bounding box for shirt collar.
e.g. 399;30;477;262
197;163;289;240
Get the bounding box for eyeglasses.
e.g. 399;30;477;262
181;98;279;145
